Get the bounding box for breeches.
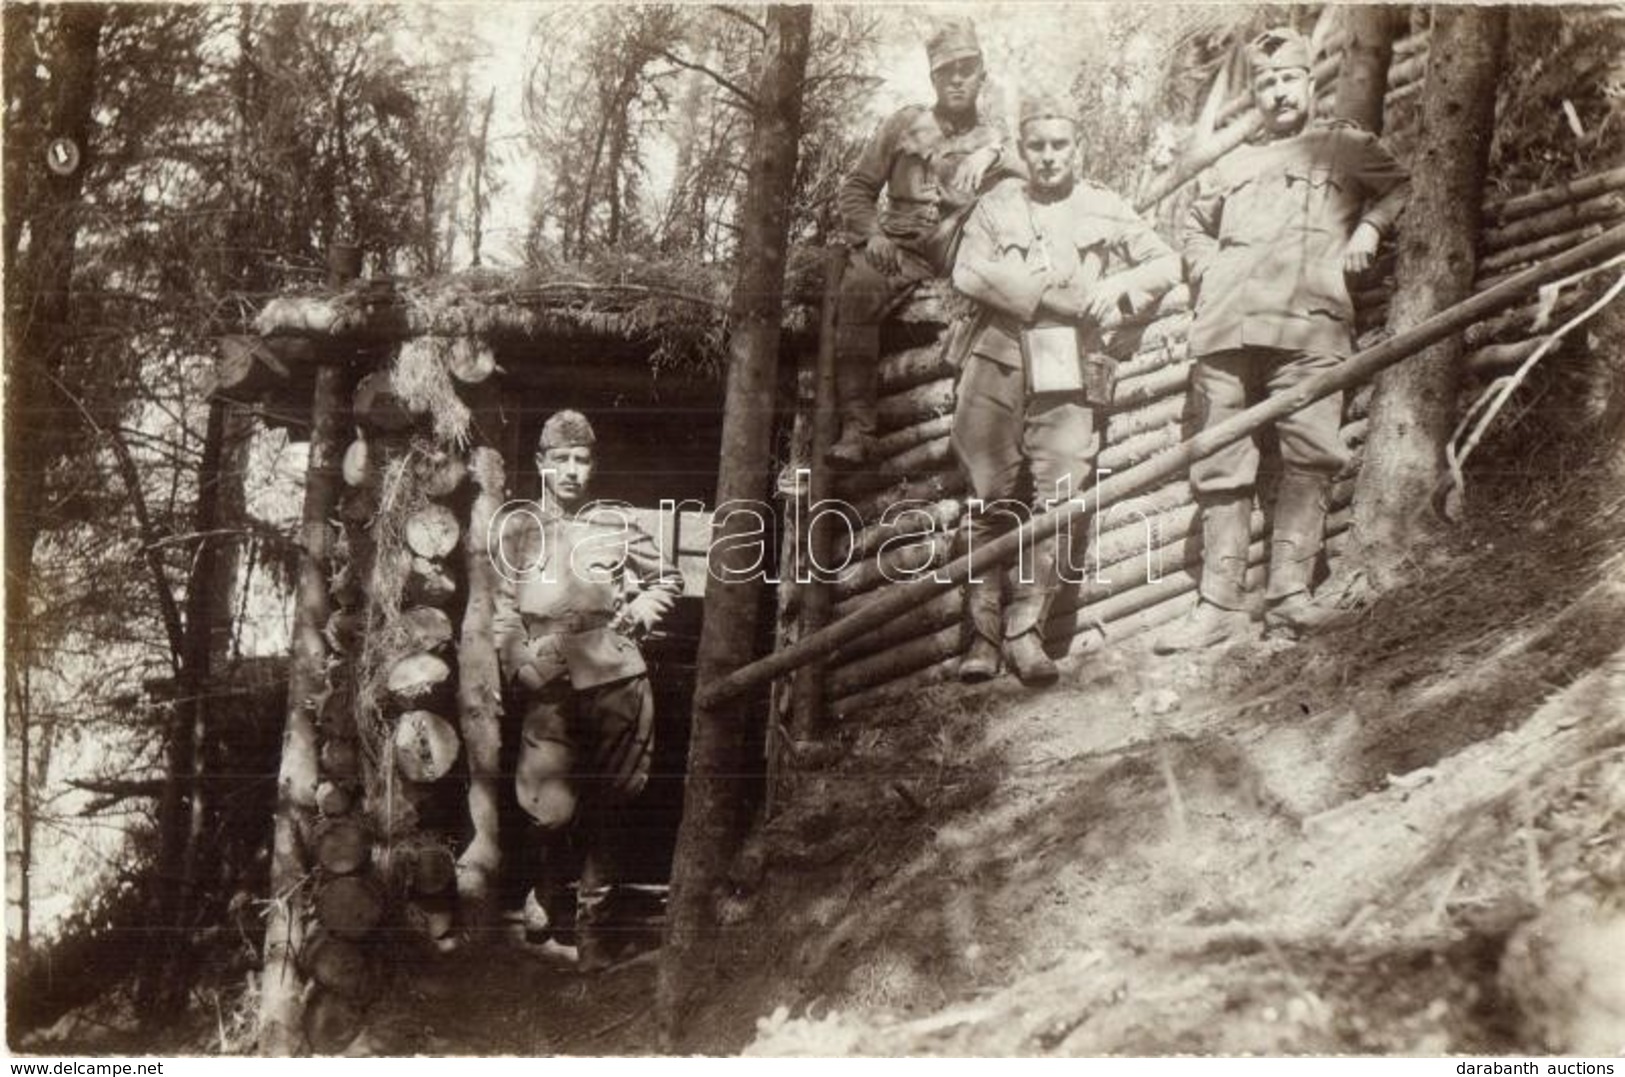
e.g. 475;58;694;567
835;231;954;375
1188;347;1349;493
515;675;654;831
951;355;1100;511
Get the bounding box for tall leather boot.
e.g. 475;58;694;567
1263;471;1331;640
1002;534;1061;686
1152;493;1254;654
959;569;1004;683
829;327;880;467
574;813;618;974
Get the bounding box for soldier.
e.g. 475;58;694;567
491;410;683;971
951;94;1182;686
829;16;1016;466
1154;28;1409;653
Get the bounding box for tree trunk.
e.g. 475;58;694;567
1350;7;1507;589
1334;6;1402;134
258;357;347;1055
259;248;358;1051
658;5;811;1045
2;5;105;961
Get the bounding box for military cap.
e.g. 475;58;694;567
1018;92;1076;130
926;18;981;73
538;409;596;450
1248;27;1312;73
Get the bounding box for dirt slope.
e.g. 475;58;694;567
720;484;1625;1056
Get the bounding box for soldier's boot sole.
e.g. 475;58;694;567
1004;631;1059;687
959;635;1001;683
1152;604;1253;655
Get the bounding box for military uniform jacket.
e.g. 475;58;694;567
491;502;683;685
952;176;1182;369
1184;120;1410;359
839;104;1013;247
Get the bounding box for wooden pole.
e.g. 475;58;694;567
789;248;844;742
696;224;1625;710
259;246;357;1056
658;5;812;1046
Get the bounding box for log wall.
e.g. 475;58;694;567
811;158;1625;713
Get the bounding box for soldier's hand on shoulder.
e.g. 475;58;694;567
949;145;999;200
1343;221;1382;275
864;233;902;275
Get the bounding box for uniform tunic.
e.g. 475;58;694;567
1183;119;1409;493
834;104;1015;431
492;502;683;823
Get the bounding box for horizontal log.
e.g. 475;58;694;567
448;337;497;384
315;780;354;817
314;875;386;938
211;335;317;397
354;371;415;432
872;414;953;460
1107;391;1186;442
1481;193;1625;255
313;817;371;876
319;737;360;780
1114;357;1191;408
405;557;457;607
394;709;461;783
300;927;376;1002
836;497;963;564
1466;337;1543;374
406;896;457;942
400;606;454;653
304;990;364;1054
386;652;453;710
1465;284;1598;349
831;530;953;603
878;343;953;393
1477;223;1611;277
832;528;1355;713
849;471;965;526
1486;166;1625;225
404;504;461;560
384;836;458;895
877;378;956;432
830;621;962;699
342;438;372;488
831;483;1355;669
419;450;469;499
832;588;964;663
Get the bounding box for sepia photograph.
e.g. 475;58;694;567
3;0;1623;1060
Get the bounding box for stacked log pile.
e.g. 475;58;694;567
820;164;1625;716
235;319;513;1052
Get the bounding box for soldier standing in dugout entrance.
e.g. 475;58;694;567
829;17;1018;466
951;93;1182;686
491;410;683;971
1154;28;1409;653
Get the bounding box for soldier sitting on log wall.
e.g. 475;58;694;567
490;410;684;972
1155;27;1410;653
830;16;1020;466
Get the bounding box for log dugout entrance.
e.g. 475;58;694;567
495;337;728;909
233;303;733;1049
